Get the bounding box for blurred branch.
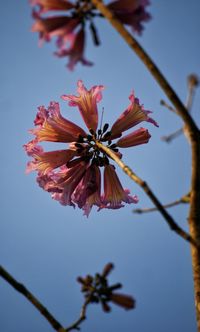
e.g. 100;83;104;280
91;0;199;136
133;192;190;214
161;74;199;143
95;141;197;247
0;265;64;331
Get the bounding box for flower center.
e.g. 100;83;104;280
72;123;119;167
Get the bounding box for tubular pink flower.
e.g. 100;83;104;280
108;0;151;34
73;165;102;217
51;161;88;206
30;0;74;13
62;80;104;131
117;127;151;148
32;102;87;143
55;29;93;71
72;165;98;209
101;165;138;209
111;92;158;139
25;148;77;174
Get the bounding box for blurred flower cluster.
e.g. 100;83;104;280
77;263;135;311
30;0;151;70
24;80;157;216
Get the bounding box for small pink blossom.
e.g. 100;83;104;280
25;81;157;216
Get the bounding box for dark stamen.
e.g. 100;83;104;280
103;123;109;133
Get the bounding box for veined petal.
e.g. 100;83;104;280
117;127;151;148
111;91;158;138
30;0;74;13
101;165;138;209
26;149;77;174
33;102;87;143
62;80;104;131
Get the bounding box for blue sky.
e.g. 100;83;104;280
1;1;200;331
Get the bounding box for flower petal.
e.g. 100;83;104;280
51;161;88;206
72;165;98;209
62;80;104;131
117;127;151;148
111;91;158;139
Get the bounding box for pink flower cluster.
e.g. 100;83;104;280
30;0;151;70
24;80;158;216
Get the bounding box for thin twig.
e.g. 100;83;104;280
161;76;198;142
0;266;64;331
160;100;175;113
91;0;199;137
65;298;90;332
133;193;190;214
95;141;197;247
161;128;183;143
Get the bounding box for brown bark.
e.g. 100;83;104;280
188;137;200;331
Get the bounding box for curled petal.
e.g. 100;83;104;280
34;105;49;126
111;91;158;139
110;293;135;310
26;149;77;174
62;79;104;131
55;29;93;71
33;102;87;143
101;165;138;209
30;0;74;13
117;127;151;148
23;140;42;156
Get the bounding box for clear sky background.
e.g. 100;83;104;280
1;1;200;331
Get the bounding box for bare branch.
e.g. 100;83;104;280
161;74;199;143
133;193;190;214
0;266;64;331
95;141;197;247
